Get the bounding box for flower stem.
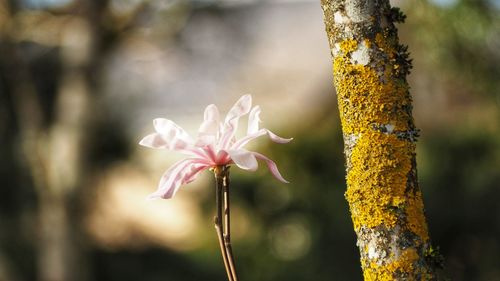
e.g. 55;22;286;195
213;165;239;281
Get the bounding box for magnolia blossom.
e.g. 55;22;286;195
139;95;292;199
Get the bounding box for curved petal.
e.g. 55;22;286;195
148;158;209;200
154;118;193;143
247;106;261;135
198;104;220;136
219;95;252;149
231;128;293;150
226;149;258;171
147;159;192;200
198;122;218;137
267;129;293;144
195;135;216;148
140;118;203;156
211;149;230;166
203;144;218;164
184;163;209;184
139;133;197;152
205;104;220;122
224;95;252;124
139;133;169;149
252;152;289;183
197;104;220;147
139;132;208;160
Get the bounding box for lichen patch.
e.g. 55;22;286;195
345;0;374;23
351;40;371;66
334;11;348;24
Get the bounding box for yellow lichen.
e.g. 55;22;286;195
333;35;411;135
364;39;373;49
335;33;429;241
363;249;420;281
406;191;430;241
346;131;413;230
339;39;359;53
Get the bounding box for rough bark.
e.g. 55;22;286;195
320;0;441;280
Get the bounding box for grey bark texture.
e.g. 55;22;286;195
320;0;444;279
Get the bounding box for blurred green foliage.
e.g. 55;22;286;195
410;0;500;99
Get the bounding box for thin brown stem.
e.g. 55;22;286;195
214;217;232;281
213;166;239;281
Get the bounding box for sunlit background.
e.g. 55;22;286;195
1;0;499;280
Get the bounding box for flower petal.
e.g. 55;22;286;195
184;164;209;184
139;133;169;149
267;129;293;144
198;104;220;137
252;152;289;183
139;132;205;158
215;149;231;166
226;149;258;171
148;158;209;200
205;104;221;122
224;95;252;124
139;118;203;156
147;159;191;200
247;106;261;135
219;95;252;149
231;128;293;150
154;118;193;143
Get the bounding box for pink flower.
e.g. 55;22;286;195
139;95;292;199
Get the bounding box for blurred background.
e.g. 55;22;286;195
0;0;499;280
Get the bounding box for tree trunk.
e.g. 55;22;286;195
1;1;114;280
320;0;441;279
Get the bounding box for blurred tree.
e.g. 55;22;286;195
0;0;131;280
320;0;442;279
